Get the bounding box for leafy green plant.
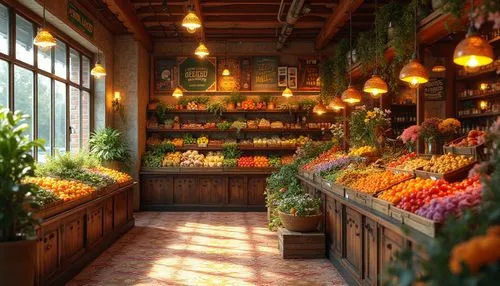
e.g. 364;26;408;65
298;99;317;111
142;151;163;168
222;143;241;159
349;107;371;147
36;152;85;176
89;128;130;163
331;38;349;95
0;107;44;241
154;102;170;124
277;193;321;216
229;92;246;104
147;142;175;154
259;94;272;104
192;96;210;105
178;97;189;107
34;188;60;207
207;101;226;116
217;121;232;131
355;30;376;75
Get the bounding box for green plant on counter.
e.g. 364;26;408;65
229;92;246;104
207;101;226;116
277;193;321;216
259;94;272;104
222;143;241;159
89;127;130;163
297;99;316;111
154;102;170;124
217;121;232;131
0;107;44;241
192;96;210;105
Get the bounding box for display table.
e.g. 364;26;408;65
297;174;431;285
34;182;136;286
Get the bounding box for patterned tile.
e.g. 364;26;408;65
68;212;346;286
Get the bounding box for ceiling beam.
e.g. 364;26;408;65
191;0;206;41
315;0;364;50
102;0;153;51
144;20;324;29
131;0;335;8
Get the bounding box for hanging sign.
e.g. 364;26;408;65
68;1;94;38
424;78;445;101
251;56;278;90
217;58;240;91
298;58;320;90
178;57;217;91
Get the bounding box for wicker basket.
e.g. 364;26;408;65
279;211;322;232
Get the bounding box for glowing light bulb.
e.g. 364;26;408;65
466;55;479;68
409;78;419;88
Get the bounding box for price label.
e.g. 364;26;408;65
430;176;437;181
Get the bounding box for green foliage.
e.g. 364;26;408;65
34;188;60;207
222;143;241;159
178;97;189;107
259;94;272;104
207;101;226;116
192;96;210;105
349;108;371;147
229;92;246;104
331;39;349;95
142;151;163;168
277;193;321;216
356;31;376;75
147;142;175;154
297;99;317;111
89;128;130;163
320;58;335;98
217;121;232;131
0;107;44;241
154;102;170;124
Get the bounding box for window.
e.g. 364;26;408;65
1;3;94;160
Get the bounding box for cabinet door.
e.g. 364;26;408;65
345;207;363;279
103;197;114;235
174;177;199;204
39;221;61;282
228;176;246;205
127;187;134;220
61;211;85;263
87;204;104;247
199;177;225;205
114;190;128;227
325;196;336;255
333;201;343;256
363;217;378;286
142;176;174;204
247;176;266;205
380;227;404;282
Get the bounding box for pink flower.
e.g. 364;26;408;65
400;125;421;144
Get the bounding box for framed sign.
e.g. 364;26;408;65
424;78;445;101
68;1;94;38
240;58;251;91
298;58;320;90
278;66;287;87
218;58;241;91
178;57;217;91
252;56;278;90
154;58;177;92
287;67;298;89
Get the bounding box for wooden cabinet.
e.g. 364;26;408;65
199;177;225;205
333;200;343;256
228;176;246;205
114;190;128;227
38;221;60;282
363;217;378;286
141;176;174;204
174;177;199;204
61;211;85;263
380;227;405;282
103;197;114;235
325;196;335;255
87;204;104;247
345;207;363;279
247;176;266;205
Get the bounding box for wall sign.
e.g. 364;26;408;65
240;58;251;91
298;59;320;90
277;66;287;87
217;58;240;91
424;78;445;101
154;58;177;93
251;56;278;91
68;1;94;38
178;57;217;91
287;67;298;89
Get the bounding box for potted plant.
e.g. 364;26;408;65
154;102;169;127
0;108;44;286
89;127;130;170
277;193;322;232
421;117;443;154
268;97;278;110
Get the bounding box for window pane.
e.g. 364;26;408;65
37;75;51;161
81;90;90;148
14;65;33;139
55;40;66;79
54;81;66;154
69;48;80;83
69;86;80;152
0;60;7;107
37;45;52;73
82;56;90;88
16;15;34;65
0;4;8;55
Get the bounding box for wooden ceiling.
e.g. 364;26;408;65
80;0;387;51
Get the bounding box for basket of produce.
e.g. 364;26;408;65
253;137;268;147
415;154;476;181
197;136;209;148
257;118;271;129
443;130;486;159
386;156;430;175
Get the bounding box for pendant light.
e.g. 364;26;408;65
399;2;428;88
363;0;388;98
33;0;56;49
431;58;446;72
282;87;293;98
195;42;209;58
181;9;201;34
328;96;346;111
172;87;183;98
453;0;494;68
341;2;362;104
222;42;231;76
91;50;106;78
313;101;327;115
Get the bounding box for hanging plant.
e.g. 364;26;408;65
355;31;376;75
320;58;335;98
332;38;349;95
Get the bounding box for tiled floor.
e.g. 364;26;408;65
69;212;346;286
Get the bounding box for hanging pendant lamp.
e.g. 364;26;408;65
328;96;346;111
222;67;231;76
91;50;106;78
195;42;209;58
34;0;56;49
399;2;428;88
172;87;183;98
363;0;388;97
342;1;362;104
182;10;201;34
313;98;327;115
431;58;446;72
282;87;293;98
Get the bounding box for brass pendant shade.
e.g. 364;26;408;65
33;28;56;48
363;75;388;97
431;59;446;72
399;58;429;88
341;85;362;104
281;88;293;98
172;87;184;98
222;67;231;76
313;102;327;115
328;97;346;111
453;31;494;68
181;11;202;33
194;42;209;58
90;63;106;78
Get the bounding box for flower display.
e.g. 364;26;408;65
439;118;461;134
400;125;421;144
421;117;443;142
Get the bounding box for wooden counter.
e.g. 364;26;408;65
35;183;136;286
297;175;431;286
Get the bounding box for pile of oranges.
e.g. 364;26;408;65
254;156;269;167
92;166;132;184
350;171;413;194
377;177;436;204
24;177;95;202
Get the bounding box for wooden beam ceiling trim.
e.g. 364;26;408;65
315;0;364;49
144;20;324;29
192;0;206;41
102;0;153;51
77;0;128;34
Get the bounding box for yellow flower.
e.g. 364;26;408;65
364;119;369;123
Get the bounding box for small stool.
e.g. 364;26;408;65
277;227;325;259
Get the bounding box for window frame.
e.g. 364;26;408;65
0;1;95;160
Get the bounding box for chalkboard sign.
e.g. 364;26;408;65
251;56;278;91
424;78;445;101
178;57;217;91
298;58;320;90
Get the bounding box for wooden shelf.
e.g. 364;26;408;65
173;145;297;151
456;63;499;80
458;90;500;101
147;128;325;133
146;109;341;115
457;111;500;119
140;167;277;175
391;104;416;107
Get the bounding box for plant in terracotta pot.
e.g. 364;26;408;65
267;96;278;110
89;127;130;170
277;193;322;232
0;107;44;286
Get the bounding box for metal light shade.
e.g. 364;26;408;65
399;58;428;88
33;28;56;48
181;11;201;32
341;85;362;104
328;97;345;111
282;88;293;98
172;87;183;98
363;75;388;97
313;102;327;115
222;68;231;76
453;32;494;68
431;59;446;72
90;63;106;78
195;42;209;58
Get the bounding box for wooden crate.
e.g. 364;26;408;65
443;137;485;160
415;162;476;182
331;182;345;197
389;207;440;237
278;228;325;259
371;197;391;216
345;188;373;208
387;166;416;176
388;206;407;224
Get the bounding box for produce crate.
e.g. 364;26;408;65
313;173;321;184
389;207;440;237
388;205;407;224
415;161;476;182
33;199;64;219
443;137;485;160
267;143;281;148
278;228;325;259
386;166;416;176
371;197;391;216
119;179;134;188
344;188;373;208
331;182;345;197
302;170;314;181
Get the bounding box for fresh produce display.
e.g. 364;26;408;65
223;158;238;167
162;152;182;167
269;156;282;168
171;138;184;147
387;152;417;168
180;150;205;167
238;156;255;167
241;99;256;110
197;136;209;147
24;177;95;202
421;154;475;173
281;155;294;165
449;130;485;147
395;157;430;171
350;170;413;194
253;137;268;147
204;152;224;167
301;147;340;171
52;169;115;189
335;166;375;187
258;118;271;128
34;188;62;206
217;121;232;131
378;177;437;204
183;134;197;145
348;145;377;156
91;167;132;184
254;156;269;167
